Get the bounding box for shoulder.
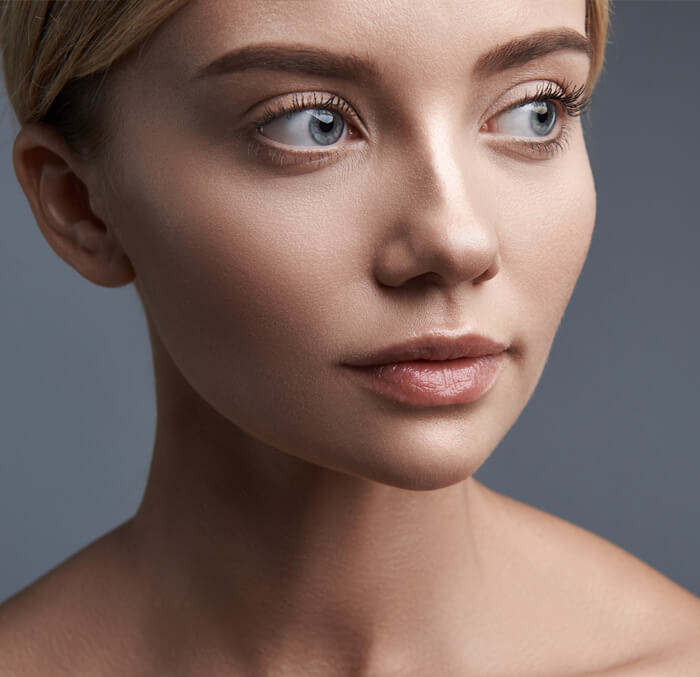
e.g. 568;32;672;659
0;522;150;676
473;480;700;675
0;576;73;676
592;641;700;676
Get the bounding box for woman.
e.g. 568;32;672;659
1;0;699;674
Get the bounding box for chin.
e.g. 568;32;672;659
267;368;529;492
356;459;486;492
302;425;498;492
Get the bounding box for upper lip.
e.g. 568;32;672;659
343;332;509;367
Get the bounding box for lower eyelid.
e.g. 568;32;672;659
249;116;363;164
247;102;571;168
246;135;344;169
482;120;572;160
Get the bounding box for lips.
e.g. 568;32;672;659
343;333;508;367
341;332;509;406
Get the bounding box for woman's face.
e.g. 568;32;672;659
94;0;594;489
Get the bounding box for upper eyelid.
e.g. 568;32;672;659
251;92;366;134
485;100;562;141
488;79;589;120
247;81;583;165
252;79;585;130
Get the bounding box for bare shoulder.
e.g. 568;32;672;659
474;480;700;675
0;521;149;676
0;574;76;677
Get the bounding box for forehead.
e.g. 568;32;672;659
141;0;587;81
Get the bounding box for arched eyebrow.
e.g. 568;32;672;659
194;27;591;83
472;27;592;78
194;44;380;82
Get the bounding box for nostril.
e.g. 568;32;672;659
474;268;498;285
473;252;501;285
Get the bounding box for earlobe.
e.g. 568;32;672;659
12;123;135;288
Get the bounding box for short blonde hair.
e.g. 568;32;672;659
0;0;610;155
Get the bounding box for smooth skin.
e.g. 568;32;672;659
2;0;700;674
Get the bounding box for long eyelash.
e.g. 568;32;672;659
247;92;358;168
511;80;591;118
502;80;588;159
252;92;358;130
248;81;589;166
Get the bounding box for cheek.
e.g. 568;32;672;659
103;120;596;487
113;155;371;421
495;138;596;358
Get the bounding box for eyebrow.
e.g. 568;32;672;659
194;44;380;83
473;27;592;78
194;27;591;83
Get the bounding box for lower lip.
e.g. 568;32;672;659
344;353;506;407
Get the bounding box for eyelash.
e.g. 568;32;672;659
248;92;359;167
247;81;590;167
500;80;591;159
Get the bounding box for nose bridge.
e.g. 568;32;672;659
375;115;500;288
409;120;473;221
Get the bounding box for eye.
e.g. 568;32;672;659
479;81;589;159
258;108;351;147
485;100;559;138
246;92;364;168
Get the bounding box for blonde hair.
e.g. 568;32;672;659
0;0;611;155
586;0;610;94
0;0;190;154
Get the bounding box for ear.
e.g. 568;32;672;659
12;123;135;288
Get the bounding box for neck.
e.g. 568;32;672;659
129;331;495;675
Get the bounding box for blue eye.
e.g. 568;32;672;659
494;100;558;138
259;108;346;147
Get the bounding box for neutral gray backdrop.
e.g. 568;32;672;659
1;1;699;604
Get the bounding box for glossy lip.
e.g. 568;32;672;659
342;332;509;367
340;332;510;407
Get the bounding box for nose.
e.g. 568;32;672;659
372;127;500;289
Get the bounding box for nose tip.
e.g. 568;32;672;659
372;129;501;291
373;212;501;289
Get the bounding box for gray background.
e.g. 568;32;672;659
1;1;699;603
